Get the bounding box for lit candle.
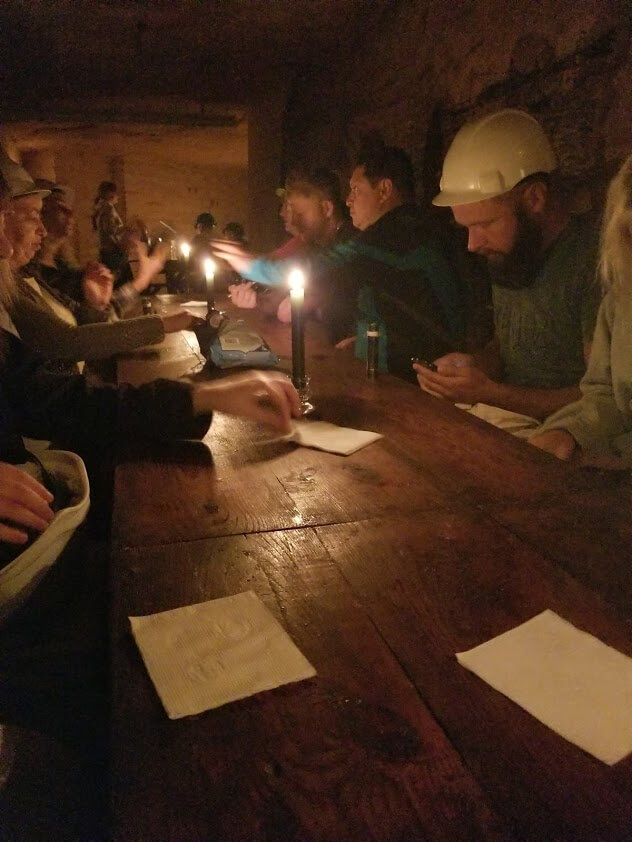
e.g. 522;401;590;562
288;268;306;388
180;241;191;263
204;257;215;313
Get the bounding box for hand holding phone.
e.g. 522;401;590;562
411;357;438;372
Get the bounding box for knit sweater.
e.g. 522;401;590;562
539;290;632;458
10;274;164;367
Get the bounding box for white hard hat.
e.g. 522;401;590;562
432;109;557;207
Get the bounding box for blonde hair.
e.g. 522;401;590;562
598;153;632;295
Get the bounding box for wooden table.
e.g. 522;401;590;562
111;304;632;841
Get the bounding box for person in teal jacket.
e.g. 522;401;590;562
214;142;464;382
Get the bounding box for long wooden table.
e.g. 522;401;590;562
111;303;632;841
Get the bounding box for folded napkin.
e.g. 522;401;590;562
457;609;632;765
288;420;383;456
130;591;316;719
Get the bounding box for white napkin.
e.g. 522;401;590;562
456;609;632;765
180;300;207;308
286;420;382;455
130;591;316;719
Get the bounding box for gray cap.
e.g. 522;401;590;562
0;149;51;199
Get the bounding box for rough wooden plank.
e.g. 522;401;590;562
315;513;632;841
110;529;507;841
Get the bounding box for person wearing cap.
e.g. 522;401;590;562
415;108;602;436
0;162;201;375
0;168;300;796
214;147;463;378
230;167;356;330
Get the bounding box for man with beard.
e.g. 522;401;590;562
215;149;463;380
415;109;601;436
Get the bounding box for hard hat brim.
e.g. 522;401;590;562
432;188;508;207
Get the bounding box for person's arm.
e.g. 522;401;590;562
10;291;166;361
530;294;629;456
5;334;299;446
415;338;581;420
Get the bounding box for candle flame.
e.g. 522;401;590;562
204;257;215;280
180;241;191;259
288;268;305;291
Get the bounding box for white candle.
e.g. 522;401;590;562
204;257;215;312
180;241;191;261
288;268;306;387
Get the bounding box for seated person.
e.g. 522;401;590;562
35;182;160;317
216;145;462;381
530;152;632;464
91;180;125;272
415;109;602;437
1;163;200;374
222;221;247;246
187;212;217;295
230;168;354;326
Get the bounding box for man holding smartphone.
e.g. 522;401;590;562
415;109;601;437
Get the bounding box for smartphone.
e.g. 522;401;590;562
411;357;438;372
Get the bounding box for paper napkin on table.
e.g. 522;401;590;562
130;591;316;719
456;609;632;765
290;420;382;456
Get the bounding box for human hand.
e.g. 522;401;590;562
133;241;169;292
193;370;301;433
413;353;492;403
0;463;55;545
82;262;114;309
276;295;291;323
229;282;257;309
161;311;206;333
529;429;578;460
210;241;254;274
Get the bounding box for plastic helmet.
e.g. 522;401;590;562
432;109;557;207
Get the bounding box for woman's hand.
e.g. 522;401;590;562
82;262;114;309
132;241;169;292
193;371;301;433
0;463;55;545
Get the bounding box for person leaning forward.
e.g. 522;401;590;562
415;108;602;438
213;142;463;382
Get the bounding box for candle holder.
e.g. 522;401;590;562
294;374;315;416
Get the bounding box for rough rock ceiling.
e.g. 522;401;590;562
0;0;395;108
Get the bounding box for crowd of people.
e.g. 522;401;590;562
0;104;631;828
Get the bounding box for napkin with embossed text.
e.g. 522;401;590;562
130;591;316;719
456;610;632;765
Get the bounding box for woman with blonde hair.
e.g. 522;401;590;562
530;153;632;461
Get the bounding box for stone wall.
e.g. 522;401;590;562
282;0;631;204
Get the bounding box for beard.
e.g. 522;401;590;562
485;209;544;289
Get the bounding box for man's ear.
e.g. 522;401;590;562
521;180;548;215
378;178;394;203
321;199;335;220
